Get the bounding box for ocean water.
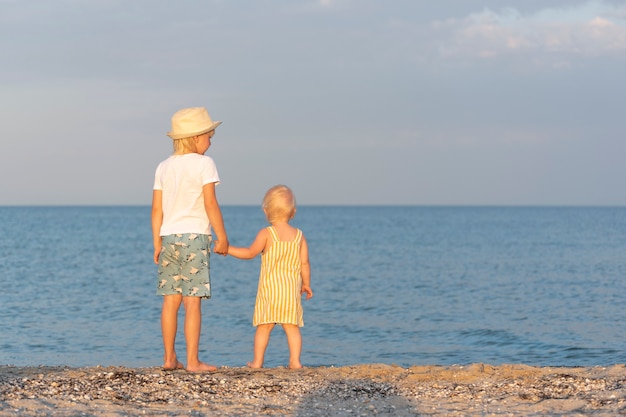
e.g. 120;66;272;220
0;206;624;368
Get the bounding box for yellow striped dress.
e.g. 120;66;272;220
253;226;304;327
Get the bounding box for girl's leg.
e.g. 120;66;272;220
282;324;303;369
248;324;275;368
182;296;217;372
161;294;184;369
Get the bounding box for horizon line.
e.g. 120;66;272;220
1;204;625;208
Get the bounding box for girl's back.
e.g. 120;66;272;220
255;226;304;326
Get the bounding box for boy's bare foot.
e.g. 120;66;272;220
246;361;263;369
163;359;185;371
186;361;218;373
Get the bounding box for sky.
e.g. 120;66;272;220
1;0;625;206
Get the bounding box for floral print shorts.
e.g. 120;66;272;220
156;233;212;298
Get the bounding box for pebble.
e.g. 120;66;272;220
0;364;624;416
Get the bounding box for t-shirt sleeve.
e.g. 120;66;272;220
153;163;163;190
201;156;220;186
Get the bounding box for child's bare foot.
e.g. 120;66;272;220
288;362;303;369
246;361;263;369
186;361;218;373
163;359;185;371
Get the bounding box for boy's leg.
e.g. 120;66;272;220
161;294;184;369
248;323;275;368
282;324;303;369
182;296;217;372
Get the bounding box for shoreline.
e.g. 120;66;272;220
1;363;625;416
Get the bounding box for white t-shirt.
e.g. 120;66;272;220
153;153;220;236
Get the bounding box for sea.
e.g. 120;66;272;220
0;206;624;369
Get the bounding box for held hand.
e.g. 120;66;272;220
213;239;229;256
301;285;313;300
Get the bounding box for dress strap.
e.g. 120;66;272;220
267;226;280;242
294;229;302;243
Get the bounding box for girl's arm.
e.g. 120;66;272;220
203;182;229;255
151;189;164;264
300;236;313;299
228;228;269;259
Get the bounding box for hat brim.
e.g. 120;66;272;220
167;121;222;139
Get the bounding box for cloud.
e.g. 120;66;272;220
431;2;626;64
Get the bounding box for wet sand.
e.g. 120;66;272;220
1;363;625;416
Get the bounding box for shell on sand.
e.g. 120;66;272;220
1;363;625;416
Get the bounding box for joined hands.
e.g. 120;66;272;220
213;239;229;256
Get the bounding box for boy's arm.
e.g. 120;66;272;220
151;189;163;264
203;182;229;255
228;228;268;259
300;236;313;299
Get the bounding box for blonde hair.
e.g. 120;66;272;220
263;185;296;222
172;137;197;154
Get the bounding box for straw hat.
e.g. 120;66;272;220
167;107;222;139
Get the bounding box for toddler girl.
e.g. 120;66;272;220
228;185;312;368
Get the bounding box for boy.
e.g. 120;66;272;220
152;107;229;372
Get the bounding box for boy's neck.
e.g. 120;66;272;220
174;150;202;156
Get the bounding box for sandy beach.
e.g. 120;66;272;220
1;363;624;416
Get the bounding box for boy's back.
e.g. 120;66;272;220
155;153;219;236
